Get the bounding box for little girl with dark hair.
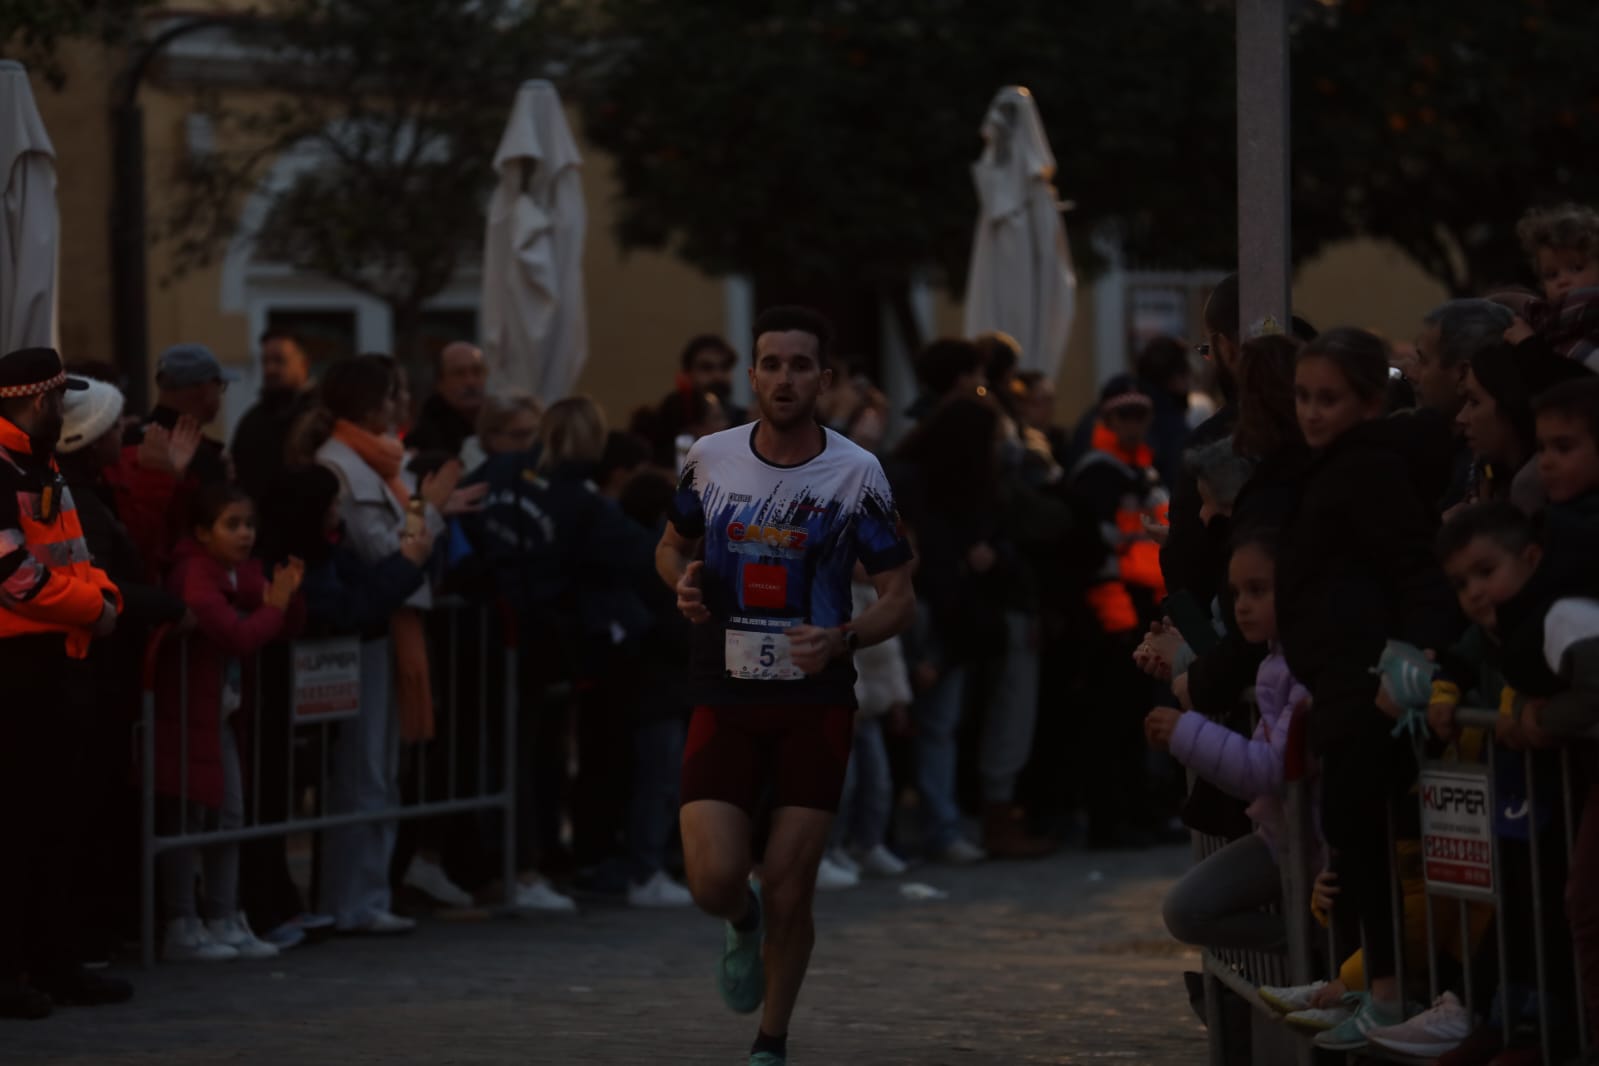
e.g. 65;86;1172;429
157;484;303;962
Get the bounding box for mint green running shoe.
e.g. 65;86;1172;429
1313;993;1401;1051
718;883;764;1014
749;1053;785;1066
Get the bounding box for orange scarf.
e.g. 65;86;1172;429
332;419;410;506
392;608;435;742
328;419;434;742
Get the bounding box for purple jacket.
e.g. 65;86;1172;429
1170;647;1309;853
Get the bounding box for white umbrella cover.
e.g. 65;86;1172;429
962;86;1076;380
481;80;587;404
0;60;58;354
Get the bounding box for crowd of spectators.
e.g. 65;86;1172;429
5;202;1599;1066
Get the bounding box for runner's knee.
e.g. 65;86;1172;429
757;867;816;930
686;861;749;918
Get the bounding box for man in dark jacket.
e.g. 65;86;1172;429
460;444;658;882
1414;299;1515;511
407;341;486;457
1160;276;1318;611
124;343;234;486
1159;276;1242;610
112;343;235;578
232;329;314;506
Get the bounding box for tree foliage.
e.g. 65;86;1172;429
1291;0;1599;295
580;0;1599;310
576;0;1236;308
0;0;149;87
164;0;565;353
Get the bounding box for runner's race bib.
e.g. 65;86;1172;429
725;624;805;681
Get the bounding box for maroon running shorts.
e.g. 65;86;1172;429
679;703;855;815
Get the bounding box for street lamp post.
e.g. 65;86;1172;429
1236;0;1292;338
110;14;258;411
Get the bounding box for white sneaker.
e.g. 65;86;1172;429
858;844;908;878
826;848;861;877
206;915;279;960
1366;991;1474;1056
403;857;475;909
934;837;987;865
1259;979;1328;1015
514;878;578;913
163;917;238;963
815;854;860;891
627;871;694;908
340;910;417;934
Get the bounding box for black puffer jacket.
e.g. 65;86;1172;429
1276;409;1464;754
1159;405;1237;608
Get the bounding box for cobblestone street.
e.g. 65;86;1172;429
5;845;1203;1066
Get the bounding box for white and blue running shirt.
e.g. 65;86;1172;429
669;423;913;707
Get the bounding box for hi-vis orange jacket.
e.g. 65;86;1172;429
0;417;121;658
1068;423;1170;635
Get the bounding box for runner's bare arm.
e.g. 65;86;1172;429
786;560;915;672
854;560;916;648
656;520;710;623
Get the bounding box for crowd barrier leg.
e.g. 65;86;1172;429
138;624;172;970
1525;749;1553;1065
140;683;157;970
1564;747;1591;1058
1387;802;1408;1010
1203;968;1226;1066
1487;742;1513;1046
499;606;518;910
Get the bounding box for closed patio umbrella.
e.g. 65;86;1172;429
481;80;587;405
962;86;1076;381
0;60;58;353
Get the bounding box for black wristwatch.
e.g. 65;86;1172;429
840;626;860;654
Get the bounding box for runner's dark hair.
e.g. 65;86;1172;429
752;306;833;367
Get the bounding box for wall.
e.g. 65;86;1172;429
1292;238;1451;347
28;42;116;367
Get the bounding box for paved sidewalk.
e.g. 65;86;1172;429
5;845;1203;1065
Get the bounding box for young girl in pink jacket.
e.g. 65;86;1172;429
1146;527;1311;951
156;484;302;962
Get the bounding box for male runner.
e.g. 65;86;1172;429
656;306;916;1066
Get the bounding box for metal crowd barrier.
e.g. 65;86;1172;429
1195;693;1318;1066
1369;705;1592;1066
1193;698;1596;1066
137;602;521;967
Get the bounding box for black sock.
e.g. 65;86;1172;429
751;1030;787;1057
731;886;761;932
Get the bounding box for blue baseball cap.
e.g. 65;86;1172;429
156;343;242;389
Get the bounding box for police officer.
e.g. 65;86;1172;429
0;348;130;1019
